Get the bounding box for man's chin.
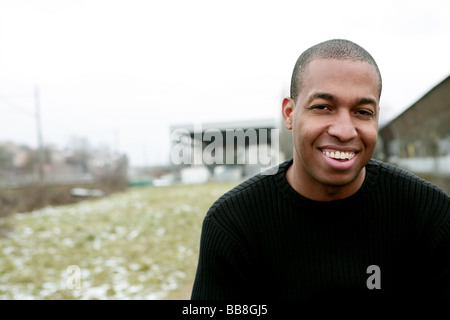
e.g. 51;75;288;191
318;167;366;189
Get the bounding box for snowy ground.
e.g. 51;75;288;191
0;182;236;300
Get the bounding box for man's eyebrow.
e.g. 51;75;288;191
357;97;377;106
310;93;377;106
311;92;336;102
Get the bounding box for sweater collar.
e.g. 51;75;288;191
274;158;380;205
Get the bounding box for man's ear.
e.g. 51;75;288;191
282;97;295;130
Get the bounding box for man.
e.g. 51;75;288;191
191;39;450;301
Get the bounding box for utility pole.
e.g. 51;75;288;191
35;85;45;186
114;127;119;155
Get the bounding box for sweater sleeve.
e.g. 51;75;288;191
191;215;253;300
426;205;450;300
413;186;450;301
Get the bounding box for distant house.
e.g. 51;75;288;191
378;75;450;193
169;119;280;183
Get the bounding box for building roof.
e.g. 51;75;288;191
170;118;277;133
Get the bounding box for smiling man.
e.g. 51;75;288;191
191;39;450;302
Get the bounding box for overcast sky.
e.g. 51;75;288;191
0;0;449;167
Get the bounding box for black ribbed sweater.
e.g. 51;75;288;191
191;158;450;301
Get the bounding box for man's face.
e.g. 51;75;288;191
283;58;380;192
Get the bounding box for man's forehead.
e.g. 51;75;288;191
301;58;381;96
306;58;378;73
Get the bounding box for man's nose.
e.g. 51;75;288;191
327;111;358;141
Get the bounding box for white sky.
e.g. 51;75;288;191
0;0;449;167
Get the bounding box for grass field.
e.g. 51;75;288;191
0;181;237;300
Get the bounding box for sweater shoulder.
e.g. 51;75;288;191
368;159;449;231
205;160;291;222
207;171;274;216
369;158;448;197
201;169;282;247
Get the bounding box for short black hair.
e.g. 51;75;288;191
290;39;382;101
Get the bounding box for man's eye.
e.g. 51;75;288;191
311;105;329;110
356;110;374;119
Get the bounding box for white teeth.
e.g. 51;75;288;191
323;150;355;160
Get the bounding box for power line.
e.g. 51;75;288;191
0;95;35;116
0;86;45;186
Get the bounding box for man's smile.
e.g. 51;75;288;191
322;150;356;160
318;146;360;170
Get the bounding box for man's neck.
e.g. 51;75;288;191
286;162;366;202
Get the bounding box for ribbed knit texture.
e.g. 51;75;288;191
191;158;450;301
